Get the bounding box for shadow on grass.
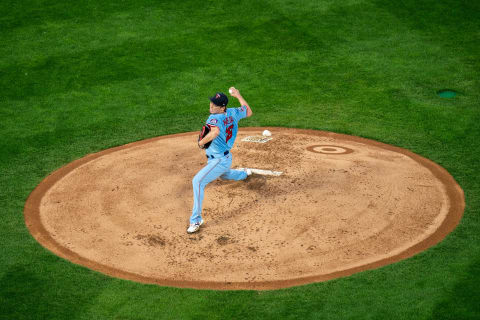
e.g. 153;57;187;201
0;0;159;30
373;0;480;64
0;38;195;101
429;255;480;320
0;263;105;320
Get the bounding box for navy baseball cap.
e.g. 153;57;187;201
209;92;228;107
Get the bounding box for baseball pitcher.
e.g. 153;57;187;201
188;87;253;233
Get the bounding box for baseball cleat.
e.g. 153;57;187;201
187;219;204;234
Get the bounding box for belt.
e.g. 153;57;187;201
206;151;229;159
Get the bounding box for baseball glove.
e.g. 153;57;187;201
198;124;212;149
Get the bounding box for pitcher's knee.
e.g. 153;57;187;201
192;175;201;187
193;175;209;189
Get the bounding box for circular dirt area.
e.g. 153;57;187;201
24;128;464;290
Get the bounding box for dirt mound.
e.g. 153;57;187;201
24;128;464;290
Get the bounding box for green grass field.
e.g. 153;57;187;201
1;0;479;319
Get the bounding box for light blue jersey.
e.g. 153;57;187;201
205;106;247;156
189;105;249;225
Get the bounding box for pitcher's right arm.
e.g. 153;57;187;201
229;87;252;117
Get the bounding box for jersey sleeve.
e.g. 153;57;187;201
233;106;248;121
206;115;219;127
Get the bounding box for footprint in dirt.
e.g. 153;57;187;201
245;174;267;190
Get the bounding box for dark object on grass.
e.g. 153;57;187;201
437;89;457;98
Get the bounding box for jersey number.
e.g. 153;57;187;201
226;124;234;143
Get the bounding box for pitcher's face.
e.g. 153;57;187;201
209;102;225;114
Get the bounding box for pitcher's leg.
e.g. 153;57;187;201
220;169;248;181
190;159;226;224
219;154;248;181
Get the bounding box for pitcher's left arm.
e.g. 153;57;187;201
198;125;220;148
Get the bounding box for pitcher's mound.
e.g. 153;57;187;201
24;128;464;290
